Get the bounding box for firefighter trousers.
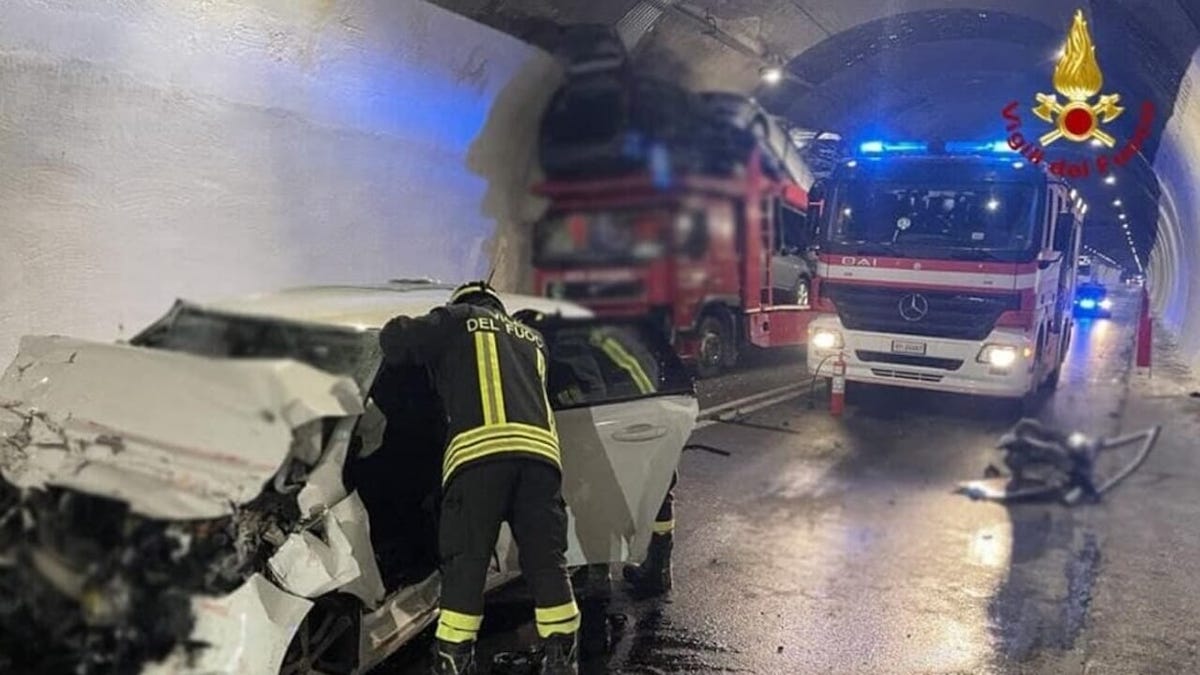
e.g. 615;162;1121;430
652;471;677;535
434;458;579;644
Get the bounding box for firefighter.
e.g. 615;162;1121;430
380;281;579;675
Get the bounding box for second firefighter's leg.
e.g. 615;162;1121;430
432;463;515;674
624;470;675;595
510;460;579;675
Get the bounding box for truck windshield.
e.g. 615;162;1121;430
825;181;1040;262
534;209;669;266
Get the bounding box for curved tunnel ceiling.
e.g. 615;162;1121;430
433;0;1198;281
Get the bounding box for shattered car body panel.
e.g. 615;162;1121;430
0;285;696;674
0;335;363;520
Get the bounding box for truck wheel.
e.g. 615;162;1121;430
696;314;732;378
794;276;811;307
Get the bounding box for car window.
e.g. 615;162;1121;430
131;302;380;391
533;318;694;409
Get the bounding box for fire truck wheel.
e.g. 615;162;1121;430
696;314;732;378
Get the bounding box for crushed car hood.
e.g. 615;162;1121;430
0;336;363;520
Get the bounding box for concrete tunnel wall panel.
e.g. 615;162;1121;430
0;0;559;361
1151;47;1200;367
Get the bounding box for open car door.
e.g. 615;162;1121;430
530;316;698;566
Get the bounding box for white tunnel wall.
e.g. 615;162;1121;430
1150;47;1200;367
0;0;558;361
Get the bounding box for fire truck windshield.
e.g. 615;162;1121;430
825;180;1041;262
534;209;670;266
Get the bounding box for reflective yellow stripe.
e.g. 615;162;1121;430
598;337;655;394
535;600;580;638
652;519;675;534
475;332;497;425
445;433;560;475
444;437;561;483
486;333;507;424
435;609;483;644
447;422;559;452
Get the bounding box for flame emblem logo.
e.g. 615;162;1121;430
1032;10;1124;146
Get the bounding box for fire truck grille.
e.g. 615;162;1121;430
823;284;1021;341
856;351;964;371
555;280;645;302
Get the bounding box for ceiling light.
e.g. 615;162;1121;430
1113;199;1122;206
1069;189;1078;199
760;66;784;85
986;199;1001;211
1105;175;1117;185
1012;161;1025;169
1119;213;1127;220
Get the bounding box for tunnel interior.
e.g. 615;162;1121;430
429;0;1200;366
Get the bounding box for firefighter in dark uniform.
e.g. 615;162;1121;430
380;281;579;675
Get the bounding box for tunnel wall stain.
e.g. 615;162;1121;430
0;0;558;361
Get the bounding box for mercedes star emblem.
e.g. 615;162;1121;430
898;293;930;322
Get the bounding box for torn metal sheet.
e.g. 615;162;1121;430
140;574;312;675
329;491;387;608
360;572;441;672
268;506;362;598
296;418;355;518
0;335;363;520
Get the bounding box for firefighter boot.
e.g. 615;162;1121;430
622;533;672;595
431;639;476;675
540;631;579;675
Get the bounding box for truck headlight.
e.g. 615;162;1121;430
978;344;1019;368
811;328;842;350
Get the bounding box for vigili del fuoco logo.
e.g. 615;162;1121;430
1000;9;1155;178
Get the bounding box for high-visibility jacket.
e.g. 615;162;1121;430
380;304;560;485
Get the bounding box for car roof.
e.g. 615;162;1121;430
192;281;593;330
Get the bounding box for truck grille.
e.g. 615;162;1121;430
824;283;1020;341
554;280;644;302
870;368;944;383
856;351;964;371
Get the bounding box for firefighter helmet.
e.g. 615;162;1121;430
449;281;506;313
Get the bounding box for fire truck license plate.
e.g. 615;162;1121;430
891;340;927;355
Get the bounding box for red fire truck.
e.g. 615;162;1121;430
532;147;818;376
806;140;1082;409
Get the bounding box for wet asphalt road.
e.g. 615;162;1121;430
379;291;1145;674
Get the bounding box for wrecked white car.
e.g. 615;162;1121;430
0;282;698;674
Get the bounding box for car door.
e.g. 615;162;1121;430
528;316;698;567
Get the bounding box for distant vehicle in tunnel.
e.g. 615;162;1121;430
0;283;697;674
807;140;1082;411
1075;281;1113;318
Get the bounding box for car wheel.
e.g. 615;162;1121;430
279;595;360;675
696;314;732;378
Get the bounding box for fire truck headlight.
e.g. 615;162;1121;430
978;344;1019;368
811;328;842;350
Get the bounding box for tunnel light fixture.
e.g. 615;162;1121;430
846;159;858;167
1119;213;1126;220
1113;199;1122;206
1081;204;1089;214
1012;161;1025;169
760;66;784;85
986;199;1001;211
1091;139;1103;147
1105;175;1117;185
1069;189;1078;199
1122;223;1129;229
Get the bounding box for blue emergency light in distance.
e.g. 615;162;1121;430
858;140;1016;155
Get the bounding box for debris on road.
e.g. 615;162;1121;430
957;418;1162;505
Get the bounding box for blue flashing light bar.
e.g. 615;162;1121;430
1078;298;1097;310
856;140;1017;156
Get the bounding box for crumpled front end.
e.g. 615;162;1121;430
0;335;367;673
